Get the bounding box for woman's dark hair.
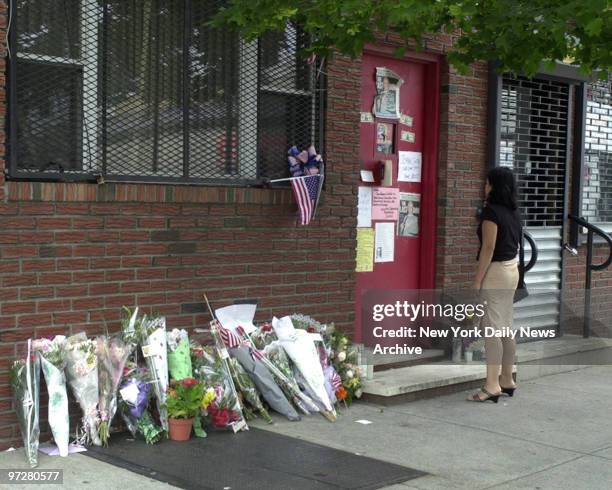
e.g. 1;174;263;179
486;167;518;210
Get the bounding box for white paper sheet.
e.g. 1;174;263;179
215;304;257;335
360;170;375;182
357;186;372;227
374;222;395;263
398;151;422;182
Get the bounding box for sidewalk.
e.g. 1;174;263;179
249;365;612;489
1;366;610;489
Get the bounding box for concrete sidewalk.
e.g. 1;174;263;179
1;366;610;489
250;365;612;489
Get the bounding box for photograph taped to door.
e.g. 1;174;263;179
376;122;395;154
398;192;420;237
372;67;403;119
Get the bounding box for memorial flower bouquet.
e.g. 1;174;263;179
96;335;134;446
32;336;69;456
291;314;341;406
138;315;169;431
191;341;247;432
64;333;101;446
272;316;336;421
227;356;273;423
118;365;164;444
167;328;193;381
10;340;40;467
330;331;363;405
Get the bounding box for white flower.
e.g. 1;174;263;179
337;351;346;362
355;389;363;398
346;369;354;379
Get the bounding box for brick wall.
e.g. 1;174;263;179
4;4;609;451
0;17;495;447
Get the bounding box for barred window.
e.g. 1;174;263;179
8;1;324;185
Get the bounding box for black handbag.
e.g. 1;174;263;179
514;231;529;303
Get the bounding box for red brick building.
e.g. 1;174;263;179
0;2;610;448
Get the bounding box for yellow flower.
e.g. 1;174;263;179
201;387;216;409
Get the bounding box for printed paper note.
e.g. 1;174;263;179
372;187;400;221
355;228;375;272
374;222;395;263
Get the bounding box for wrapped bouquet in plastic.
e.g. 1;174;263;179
272;316;336;421
65;333;101;446
167;328;193;381
191;332;248;433
96;335;134;445
10;340;40;467
32;336;69;456
139;315;169;431
118;365;165;444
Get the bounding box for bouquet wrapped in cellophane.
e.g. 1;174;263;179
272;316;336;421
118;364;165;444
32;335;69;456
10;340;40;467
167;328;193;381
227;356;273;423
138;315;169;432
291;314;340;406
191;331;247;433
65;333;101;446
96;335;134;445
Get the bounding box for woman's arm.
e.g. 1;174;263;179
474;220;497;289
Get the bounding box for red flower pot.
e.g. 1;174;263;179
168;417;194;441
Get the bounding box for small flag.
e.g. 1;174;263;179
331;370;343;390
219;327;243;349
291;175;321;225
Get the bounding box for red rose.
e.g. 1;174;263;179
180;377;198;388
306;326;316;333
261;323;272;332
211;408;230;428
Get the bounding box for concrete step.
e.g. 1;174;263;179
361;335;612;405
369;348;446;372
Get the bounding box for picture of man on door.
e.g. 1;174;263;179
398;192;420;237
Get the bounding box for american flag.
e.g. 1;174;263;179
291;175;321;225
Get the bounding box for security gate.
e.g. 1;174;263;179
499;75;570;336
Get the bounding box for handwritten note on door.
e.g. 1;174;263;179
398;151;422;182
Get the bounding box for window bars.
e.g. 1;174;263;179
8;0;325;185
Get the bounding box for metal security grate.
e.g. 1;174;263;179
8;0;324;185
583;80;612;224
500;75;569;227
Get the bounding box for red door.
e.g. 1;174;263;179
354;49;440;342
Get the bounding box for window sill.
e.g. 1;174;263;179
6;180;294;205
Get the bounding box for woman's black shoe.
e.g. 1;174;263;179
467;387;500;403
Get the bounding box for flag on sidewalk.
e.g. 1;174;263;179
291;175;321;226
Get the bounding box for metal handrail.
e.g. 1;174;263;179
567;214;612;337
569;215;612;270
523;231;537;272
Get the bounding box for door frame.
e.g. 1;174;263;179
361;45;441;289
354;47;441;343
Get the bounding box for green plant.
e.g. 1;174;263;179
212;0;612;78
164;378;205;419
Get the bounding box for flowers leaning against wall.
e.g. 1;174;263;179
330;332;363;405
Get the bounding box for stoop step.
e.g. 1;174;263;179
362;335;612;405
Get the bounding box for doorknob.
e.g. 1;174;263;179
563;243;578;256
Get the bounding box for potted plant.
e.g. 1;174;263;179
164;378;204;441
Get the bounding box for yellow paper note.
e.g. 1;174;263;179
355;228;375;272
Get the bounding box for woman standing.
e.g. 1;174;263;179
468;167;522;403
